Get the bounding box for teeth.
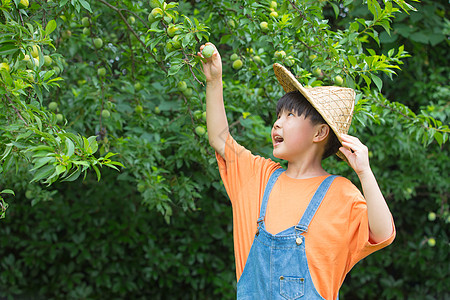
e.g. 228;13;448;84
274;136;283;142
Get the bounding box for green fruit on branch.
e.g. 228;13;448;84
313;68;323;77
427;238;436;247
56;114;64;123
202;111;207;121
270;11;279;18
149;0;160;8
19;0;29;8
428;212;436;221
94;38;103;49
81;17;90;27
274;50;286;59
232;59;243;70
154;106;161;114
270;1;277;9
334;75;343;86
128;16;136;24
167;25;179;37
195;126;206;136
97;67;106;77
177;81;187;92
285;56;295;66
309;54;317;60
151;8;164;19
135;105;144;114
228;19;236;28
230;53;239;61
202;45;215;58
61;30;72;39
83;27;91;36
134;82;143;91
183;88;193;97
260;21;269;32
44;55;52;67
252;55;261;63
48;102;58;111
25;190;33;199
30;45;40;58
0;62;10;72
193;110;202;119
101;109;111;118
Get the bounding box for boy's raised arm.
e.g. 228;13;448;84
198;43;229;158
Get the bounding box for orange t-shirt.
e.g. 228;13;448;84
216;134;395;300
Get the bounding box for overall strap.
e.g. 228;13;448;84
295;175;338;233
257;168;285;224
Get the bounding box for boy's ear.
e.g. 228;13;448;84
313;124;330;143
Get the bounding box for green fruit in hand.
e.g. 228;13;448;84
101;109;111;118
93;38;103;49
167;25;179;37
334;75;344;86
83;27;91;36
252;55;261;63
270;11;279;18
232;59;243;70
195;126;206;136
313;68;322;77
44;55;52;67
428;212;436;221
135;105;144;114
97;67;106;77
260;21;269;32
149;0;160;8
274;50;286;59
202;45;215;58
81;17;90;27
270;1;277;9
56;113;64;123
154;106;161;114
19;0;29;8
427;238;436;247
177;81;187;92
48;102;58;111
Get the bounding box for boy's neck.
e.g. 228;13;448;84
285;156;328;179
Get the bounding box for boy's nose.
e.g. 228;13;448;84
273;117;282;129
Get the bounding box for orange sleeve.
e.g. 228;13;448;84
215;133;280;205
346;194;396;271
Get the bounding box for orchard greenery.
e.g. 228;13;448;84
1;0;448;299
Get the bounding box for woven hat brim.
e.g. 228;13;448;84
273;63;355;161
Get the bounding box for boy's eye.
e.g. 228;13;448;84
288;112;295;117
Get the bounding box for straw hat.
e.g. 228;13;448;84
273;63;355;160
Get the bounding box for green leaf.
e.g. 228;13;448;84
370;73;383;91
78;0;92;12
92;165;101;181
45;20;57;36
65;137;74;157
0;189;15;196
30;165;56;183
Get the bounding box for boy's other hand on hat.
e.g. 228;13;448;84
339;134;371;176
198;43;222;83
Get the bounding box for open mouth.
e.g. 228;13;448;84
273;135;284;146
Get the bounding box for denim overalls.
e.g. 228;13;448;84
237;168;338;300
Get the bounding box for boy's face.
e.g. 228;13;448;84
271;109;320;160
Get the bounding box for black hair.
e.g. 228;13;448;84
276;90;341;160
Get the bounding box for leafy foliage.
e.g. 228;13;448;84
0;0;448;299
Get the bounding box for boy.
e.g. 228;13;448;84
198;43;395;300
